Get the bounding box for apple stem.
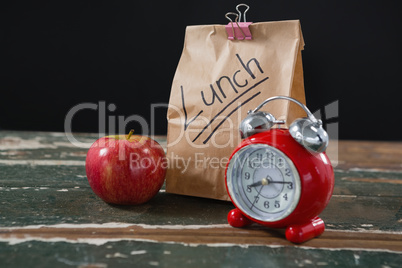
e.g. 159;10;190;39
127;129;134;140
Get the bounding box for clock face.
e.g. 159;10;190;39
226;144;301;222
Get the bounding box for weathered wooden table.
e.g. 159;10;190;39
0;131;401;267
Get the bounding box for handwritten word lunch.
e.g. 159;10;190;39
180;54;269;144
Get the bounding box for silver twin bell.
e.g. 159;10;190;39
239;111;285;139
239;96;329;153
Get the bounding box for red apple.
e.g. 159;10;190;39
85;130;167;205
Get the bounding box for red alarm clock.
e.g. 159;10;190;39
225;96;334;243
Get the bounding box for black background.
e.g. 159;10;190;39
1;0;401;140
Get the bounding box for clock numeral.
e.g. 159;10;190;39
287;182;293;189
248;159;255;168
276;157;285;168
264;201;269;209
283;193;288;201
274;200;280;208
246;186;251;193
244;172;250;180
285;168;291;176
266;151;275;160
249;155;264;168
254;196;259;204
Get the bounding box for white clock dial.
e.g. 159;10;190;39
227;144;301;222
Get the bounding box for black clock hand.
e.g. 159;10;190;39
268;181;292;184
248;177;268;188
249;176;291;187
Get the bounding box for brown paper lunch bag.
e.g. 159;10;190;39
166;20;306;201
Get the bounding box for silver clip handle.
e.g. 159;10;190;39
225;12;239;23
236;3;250;23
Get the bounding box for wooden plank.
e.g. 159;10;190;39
1;179;401;232
1;239;401;268
327;140;402;171
333;169;402;198
1;225;401;252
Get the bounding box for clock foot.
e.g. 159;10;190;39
227;208;253;228
285;217;325;243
